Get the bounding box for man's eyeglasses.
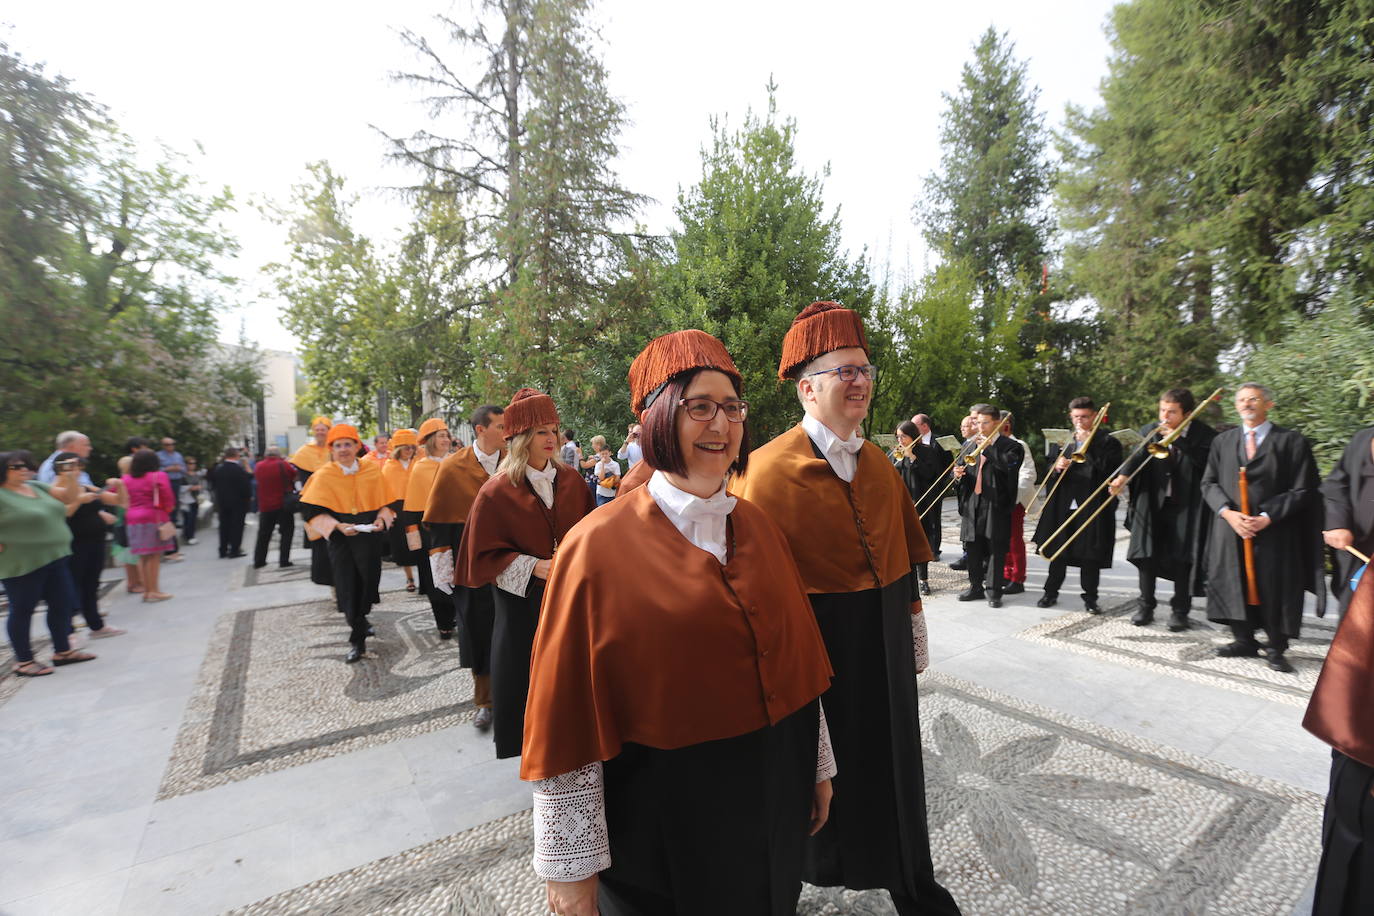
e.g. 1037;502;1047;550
803;364;877;383
679;398;749;423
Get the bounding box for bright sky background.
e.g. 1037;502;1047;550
4;0;1118;353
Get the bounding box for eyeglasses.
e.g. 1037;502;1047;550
803;364;878;382
7;464;33;471
679;397;749;423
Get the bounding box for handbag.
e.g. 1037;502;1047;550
279;462;301;513
153;475;178;541
599;474;620;491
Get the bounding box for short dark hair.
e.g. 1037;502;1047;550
1;450;37;475
970;403;998;419
125;436;150;453
1160;388;1196;413
129;448;160;477
897;420;919;440
1068;396;1096;411
563;430;575;441
223;447;239;459
640;369;751;477
54;450;84;468
471;404;504;429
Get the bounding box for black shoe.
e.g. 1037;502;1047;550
252;562;267;569
987;596;1003;608
1130;607;1153;626
1036;594;1057;608
473;707;493;731
1216;642;1261;658
957;588;986;601
1167;612;1189;632
227;551;246;559
438;629;453;640
1003;582;1025;595
949;560;968;571
919;580;932;596
1266;651;1295;673
1084;601;1102;615
279;561;295;568
345;646;364;663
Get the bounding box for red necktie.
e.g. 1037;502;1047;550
974;454;986;495
1245;430;1257;461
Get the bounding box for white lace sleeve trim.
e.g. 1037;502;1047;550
913;608;929;674
496;553;538;598
531;762;611;882
817;702;836;782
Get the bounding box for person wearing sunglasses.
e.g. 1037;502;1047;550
0;450;97;676
523;330;834;916
735;302;961;916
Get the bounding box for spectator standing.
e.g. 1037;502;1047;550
110;455;142;594
38;430;94;485
207;447;253;559
181;456;205;544
122;449;176;601
1;450;96;676
592;445;621;507
560;429;580;466
616;422;643;468
252;447;297;569
54;451;127;640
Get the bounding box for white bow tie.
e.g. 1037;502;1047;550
831;436;863;456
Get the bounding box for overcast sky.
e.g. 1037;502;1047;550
4;0;1118;352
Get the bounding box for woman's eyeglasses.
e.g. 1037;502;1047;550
679;398;749;423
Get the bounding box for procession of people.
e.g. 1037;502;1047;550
9;301;1374;914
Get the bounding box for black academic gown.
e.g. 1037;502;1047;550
1322;426;1374;613
1201;424;1326;635
298;503;384;647
895;440;950;556
1123;421;1217;592
427;518;495;676
1032;433;1123;568
956;435;1023;547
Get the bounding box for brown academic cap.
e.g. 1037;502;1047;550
777;301;869;380
629;330;742;418
503;388;560;440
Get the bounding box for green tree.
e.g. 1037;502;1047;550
659;89;880;440
386;0;651;426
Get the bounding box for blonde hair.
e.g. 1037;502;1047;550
590;435;607;452
499;428;561;486
117;455;133;474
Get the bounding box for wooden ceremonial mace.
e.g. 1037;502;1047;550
1238;467;1260;607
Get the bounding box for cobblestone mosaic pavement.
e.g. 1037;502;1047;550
231;671;1322;916
1015;601;1334;707
158;590;474;799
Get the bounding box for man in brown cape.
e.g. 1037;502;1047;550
423;404;506;731
735;302;961;916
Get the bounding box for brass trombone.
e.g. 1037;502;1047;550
1026;403;1110;521
1038;388;1223;562
916;413;1012;519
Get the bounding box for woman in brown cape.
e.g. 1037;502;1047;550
455;389;593;760
380;428;419;592
298;424;395;663
522;331;835;916
401;418;457;638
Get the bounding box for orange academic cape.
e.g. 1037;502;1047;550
617;457;653;495
1304;567;1374;768
380;457;413;504
733;424;932;595
298;460;391;539
455;464;594;588
520;485;833;780
289;442;330;474
402;456;444;515
423;446;500;526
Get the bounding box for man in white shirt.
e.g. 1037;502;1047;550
616;423;643;467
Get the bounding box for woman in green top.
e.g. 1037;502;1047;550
0;450;96;676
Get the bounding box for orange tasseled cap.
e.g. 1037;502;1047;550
628;330;742;417
777;301;869;380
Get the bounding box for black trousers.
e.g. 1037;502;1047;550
254;509;295;567
490;578;545;759
326;531;382;648
455;584;495;674
1043;559;1100;602
964;535;1009;595
1228;619;1290;654
1138;559;1191;611
1314;749;1374;916
66;540;106;631
218;506;247;556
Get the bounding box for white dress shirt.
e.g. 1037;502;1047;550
339;461;360;476
802;413;863;483
525;461;557;509
473;442;500;477
646;470;735;564
495;461;558;598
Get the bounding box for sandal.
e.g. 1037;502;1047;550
128;585;145;594
14;660;54;677
143;592;173;603
405;582;417;592
51;650;96;666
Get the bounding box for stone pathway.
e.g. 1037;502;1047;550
0;504;1330;915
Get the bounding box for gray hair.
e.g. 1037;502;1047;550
265;446;282;458
1236;381;1275;401
55;430;86;447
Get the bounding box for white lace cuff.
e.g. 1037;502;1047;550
532;762;611;882
913;608;929;674
817;702;836;782
429;550;454;595
496;553;538;598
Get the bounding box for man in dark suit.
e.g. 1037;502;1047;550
1033;397;1122;614
1112;388;1217;630
1321;424;1374;613
953;403;1023;608
207;447;254;559
1202;383;1325;672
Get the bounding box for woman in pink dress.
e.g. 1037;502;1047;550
121;449;176;602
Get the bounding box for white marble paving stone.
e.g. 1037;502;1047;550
285;783;435;886
0;806;151;903
0;867;132;916
117;821;296;916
